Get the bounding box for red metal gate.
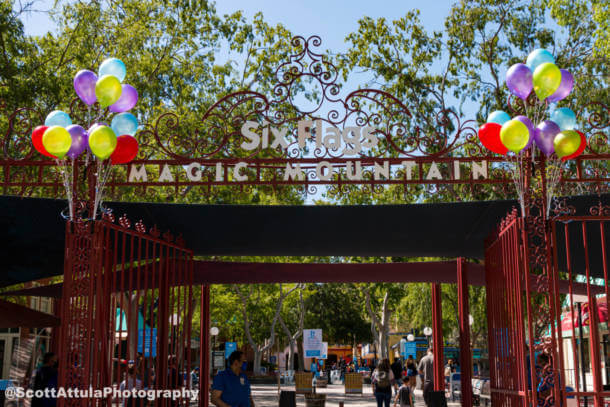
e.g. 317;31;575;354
485;202;609;407
59;213;195;406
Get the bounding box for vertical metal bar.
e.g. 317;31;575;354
565;222;582;403
431;282;444;391
200;285;210;407
577;302;588;405
457;258;473;407
520;218;538;407
581;222;603;407
550;221;568;407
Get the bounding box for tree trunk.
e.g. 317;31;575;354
297;339;305;371
364;288;392;360
253;347;262;374
235;284;297;375
278;286;304;372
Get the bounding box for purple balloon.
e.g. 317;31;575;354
66;124;88;159
109;84;138;113
535;120;561;156
515;115;535;150
547;69;574;103
506;63;533;100
73;70;98;105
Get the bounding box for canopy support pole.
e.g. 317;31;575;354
457;258;473;406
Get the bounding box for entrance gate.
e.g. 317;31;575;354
0;35;608;407
59;213;194;406
485;203;609;407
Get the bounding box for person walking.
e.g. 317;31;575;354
211;351;255;407
31;352;58;407
406;355;417;388
390;358;403;399
119;366;143;407
394;377;414;407
417;348;434;407
372;359;394;407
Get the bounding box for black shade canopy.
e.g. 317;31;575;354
0;194;607;288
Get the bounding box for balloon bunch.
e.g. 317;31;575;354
478;107;585;160
477;49;587;216
31;58;141;220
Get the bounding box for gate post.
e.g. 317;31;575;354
200;285;211;407
457;258;473;407
431;283;444;391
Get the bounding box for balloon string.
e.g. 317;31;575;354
55;158;74;220
92;159;113;220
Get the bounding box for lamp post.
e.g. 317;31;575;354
423;327;432;347
210;326;219;373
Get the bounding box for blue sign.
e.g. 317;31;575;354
138;329;157;357
225;342;237;359
403;342;417;358
305;349;321;357
270;356;277;365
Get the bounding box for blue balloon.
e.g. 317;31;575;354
487;110;511;125
551;107;577;130
526;49;555;71
44;110;72;128
111;112;139;136
99;58;127;82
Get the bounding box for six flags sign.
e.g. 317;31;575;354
127;120;492;186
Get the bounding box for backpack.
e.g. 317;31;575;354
376;369;391;389
399;386;411;406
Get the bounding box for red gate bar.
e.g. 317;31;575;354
431;282;444;392
200;284;211;407
457;258;473;407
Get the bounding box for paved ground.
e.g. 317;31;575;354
251;384;461;407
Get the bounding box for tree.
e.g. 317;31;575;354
234;283;297;374
302;283;371;346
277;284;305;371
361;283;405;359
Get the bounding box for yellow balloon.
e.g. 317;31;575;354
553;130;580;158
500;119;529;153
95;75;122;107
89;125;117;159
42;126;71;158
533;62;561;101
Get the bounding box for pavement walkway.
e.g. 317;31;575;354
251;384;461;407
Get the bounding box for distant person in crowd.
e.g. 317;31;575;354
167;355;180;407
372;359;394;407
31;352;58;407
418;348;434;407
390;358;403;397
444;358;454;386
191;367;200;388
406;355;417;388
394;377;414;407
119;366;143;407
211;351;255;407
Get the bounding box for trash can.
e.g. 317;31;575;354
304;393;326;407
429;390;447;407
279;390;296;407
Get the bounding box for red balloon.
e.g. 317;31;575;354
561;130;586;161
110;135;139;164
31;125;56;158
478;122;508;155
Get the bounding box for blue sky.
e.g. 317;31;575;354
21;1;455;41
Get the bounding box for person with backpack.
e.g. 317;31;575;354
394;377;414;407
371;359;394;407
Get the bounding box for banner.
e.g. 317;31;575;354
320;342;328;359
137;328;157;357
303;329;322;357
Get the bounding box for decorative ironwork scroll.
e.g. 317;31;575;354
1;35;608;200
